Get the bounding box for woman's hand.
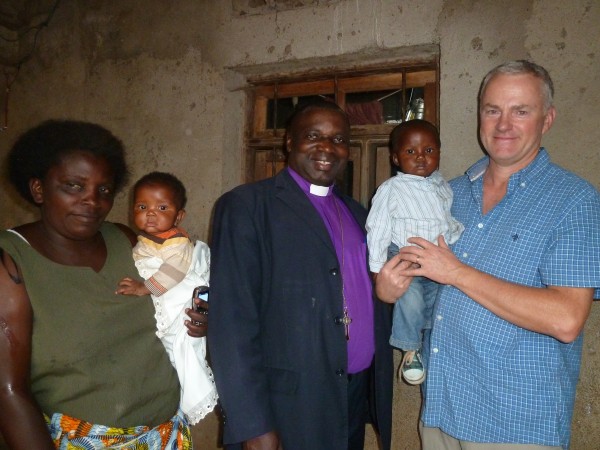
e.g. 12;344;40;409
185;298;208;337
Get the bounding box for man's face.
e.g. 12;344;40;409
479;73;555;171
286;107;350;186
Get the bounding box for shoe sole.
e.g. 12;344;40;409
402;371;425;385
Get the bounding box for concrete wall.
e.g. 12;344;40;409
0;1;598;448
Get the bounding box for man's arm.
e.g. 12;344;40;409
0;250;55;449
399;236;593;343
207;191;276;447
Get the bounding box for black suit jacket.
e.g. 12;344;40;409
208;170;393;450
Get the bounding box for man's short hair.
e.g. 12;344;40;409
285;99;349;134
479;60;554;112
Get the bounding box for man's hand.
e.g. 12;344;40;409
243;431;283;450
374;254;414;303
398;236;465;286
185;299;208;338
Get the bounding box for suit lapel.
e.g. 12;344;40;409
275;171;337;257
336;188;366;232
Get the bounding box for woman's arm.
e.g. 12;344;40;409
114;223;137;247
0;249;54;449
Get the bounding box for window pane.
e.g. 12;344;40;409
345;87;424;125
266;94;336;130
335;160;354;198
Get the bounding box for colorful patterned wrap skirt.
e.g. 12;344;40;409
45;409;192;449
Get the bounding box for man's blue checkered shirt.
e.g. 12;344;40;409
422;149;600;449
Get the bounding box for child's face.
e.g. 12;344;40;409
392;127;440;177
133;183;185;235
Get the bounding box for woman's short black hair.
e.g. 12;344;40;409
8;119;129;204
133;171;187;210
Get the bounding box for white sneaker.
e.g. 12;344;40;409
400;350;425;385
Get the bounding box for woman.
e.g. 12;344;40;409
0;120;208;449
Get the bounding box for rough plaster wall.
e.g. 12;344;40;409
209;2;600;446
436;1;536;177
201;0;441;67
0;0;598;449
526;1;600;182
0;0;224;241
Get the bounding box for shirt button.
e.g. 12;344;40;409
477;223;484;229
432;347;439;353
336;369;345;376
462;252;468;258
436;314;443;321
329;268;339;276
334;316;343;325
520;182;526;188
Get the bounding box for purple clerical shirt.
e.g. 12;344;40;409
288;168;375;373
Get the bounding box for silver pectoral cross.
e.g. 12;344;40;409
342;307;352;340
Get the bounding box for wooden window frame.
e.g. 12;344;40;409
243;58;440;205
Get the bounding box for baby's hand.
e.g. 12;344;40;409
116;277;150;296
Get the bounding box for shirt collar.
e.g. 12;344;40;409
465;148;550;186
396;170;444;186
287;167;334;197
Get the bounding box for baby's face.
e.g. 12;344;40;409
132;183;184;235
392;128;440;177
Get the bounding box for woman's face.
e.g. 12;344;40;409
30;150;116;240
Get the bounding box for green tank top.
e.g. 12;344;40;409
0;222;180;427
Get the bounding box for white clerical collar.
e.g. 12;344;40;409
309;184;333;197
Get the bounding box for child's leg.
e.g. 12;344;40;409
418;279;440;373
421;277;441;332
389;276;428;351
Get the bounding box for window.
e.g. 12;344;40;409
244;52;439;208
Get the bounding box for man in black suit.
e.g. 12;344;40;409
208;100;395;450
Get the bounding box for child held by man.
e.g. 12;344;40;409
366;120;463;385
